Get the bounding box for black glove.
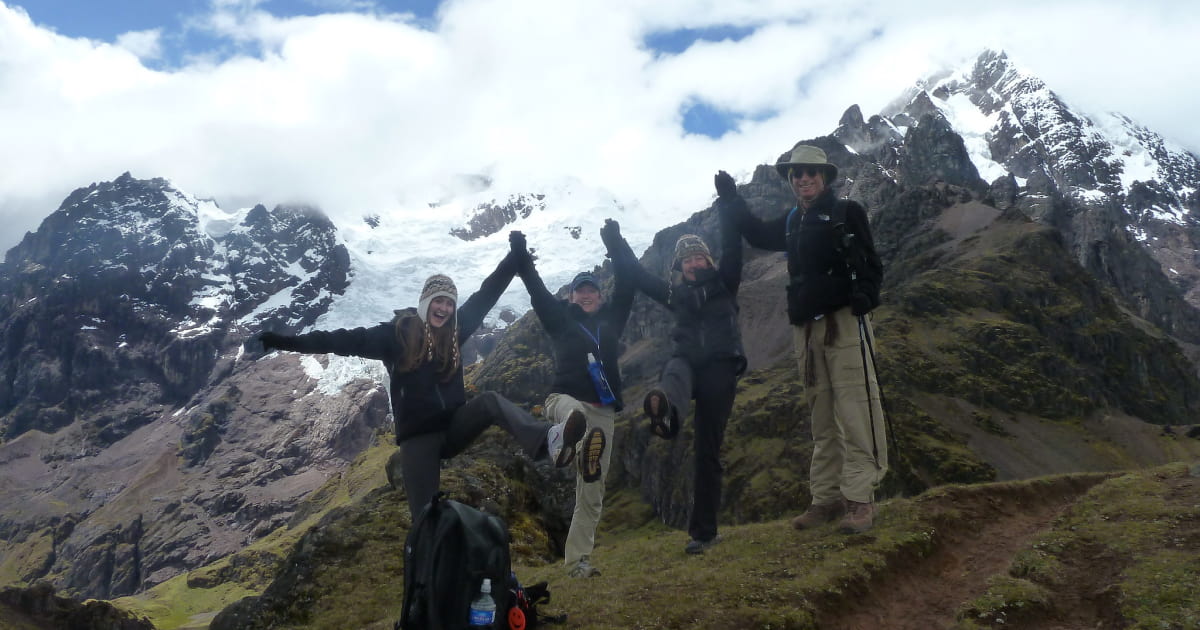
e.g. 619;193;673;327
600;219;622;254
258;331;287;351
850;293;874;316
714;170;737;199
509;230;527;253
508;230;535;272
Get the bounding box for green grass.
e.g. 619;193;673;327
507;475;1108;630
112;572;257;630
960;464;1200;629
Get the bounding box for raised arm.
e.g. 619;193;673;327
599;220;638;334
713;173;745;294
715;170;787;252
600;218;669;307
509;231;567;334
456;250;519;342
259;323;396;361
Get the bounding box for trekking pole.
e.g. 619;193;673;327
856;315;882;469
857;314;897;461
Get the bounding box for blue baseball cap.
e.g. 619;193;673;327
570;272;599;292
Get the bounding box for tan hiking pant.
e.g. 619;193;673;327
546;393;615;568
794;306;888;505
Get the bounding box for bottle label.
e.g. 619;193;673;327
469;608;495;625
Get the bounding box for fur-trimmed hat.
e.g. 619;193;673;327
417;274;458;323
775;143;838;182
672;234;714;271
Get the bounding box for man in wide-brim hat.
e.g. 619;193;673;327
722;141;888;534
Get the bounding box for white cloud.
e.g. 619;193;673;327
1;0;1198;253
115;28;163;60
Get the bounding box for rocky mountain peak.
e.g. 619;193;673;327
0;174;374;601
0;174;350;443
450;193;547;241
874;49;1200;341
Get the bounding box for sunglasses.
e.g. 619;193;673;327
790;166;824;179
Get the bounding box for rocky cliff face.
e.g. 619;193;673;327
450;193;547;241
0;174;385;601
873;50;1200;344
0;582;155;630
0;173;350;445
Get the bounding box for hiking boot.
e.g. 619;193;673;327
578;427;606;483
839;500;877;534
567;555;601;578
791;500;846;530
643;389;678;439
684;534;722;555
548;410;587;467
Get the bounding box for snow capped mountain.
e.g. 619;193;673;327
316;176;659;332
0;173;350;440
867;50;1200;315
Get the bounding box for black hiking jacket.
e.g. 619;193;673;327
517;262;635;411
265;253;518;443
735;188;882;323
610;205;745;370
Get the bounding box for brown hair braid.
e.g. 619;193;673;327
395;314;460;381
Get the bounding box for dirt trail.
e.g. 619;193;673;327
819;478;1106;630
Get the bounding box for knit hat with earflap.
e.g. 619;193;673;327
672;234;715;271
417;274;458;323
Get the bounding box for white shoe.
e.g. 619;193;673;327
548;410;586;467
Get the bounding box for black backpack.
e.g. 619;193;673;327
398;494;512;630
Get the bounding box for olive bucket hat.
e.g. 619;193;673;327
774;143;838;182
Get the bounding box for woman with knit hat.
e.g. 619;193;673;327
602;194;746;555
258;252;585;518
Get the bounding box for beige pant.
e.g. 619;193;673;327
545;393;615;568
794;306;888;504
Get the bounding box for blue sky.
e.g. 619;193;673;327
2;0;1198;253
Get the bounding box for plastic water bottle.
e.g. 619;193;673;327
586;353;617;405
468;577;496;627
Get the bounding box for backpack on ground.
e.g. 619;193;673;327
398;493;512;630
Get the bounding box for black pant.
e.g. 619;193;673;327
397;391;547;517
659;357;741;542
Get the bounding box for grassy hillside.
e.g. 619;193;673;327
119;458;1200;629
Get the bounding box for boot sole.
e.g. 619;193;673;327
578;427;606;483
644;389;678;439
555;410;587;467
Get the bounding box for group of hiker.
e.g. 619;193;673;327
258;143;887;578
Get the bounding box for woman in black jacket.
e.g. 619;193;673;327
259;252;584;518
603;195;745;555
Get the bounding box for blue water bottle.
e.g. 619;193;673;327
586;353;617;405
468;577;496;627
